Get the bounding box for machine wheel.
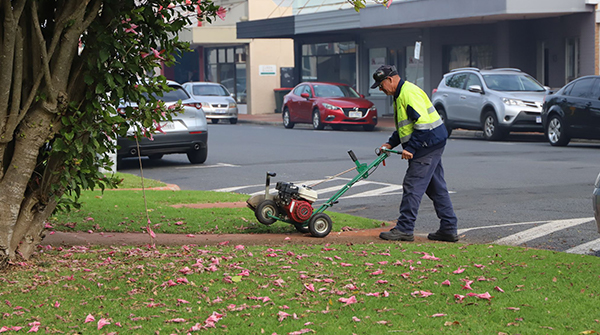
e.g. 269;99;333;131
363;124;375;131
211;119;219;124
308;213;332;238
437;106;452;137
283;108;295;129
255;200;279;225
294;224;310;234
230;118;238;124
148;154;163;160
482;110;507;141
312;110;324;130
187;147;207;164
546;114;571;146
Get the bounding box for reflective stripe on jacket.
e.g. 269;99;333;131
394;81;443;144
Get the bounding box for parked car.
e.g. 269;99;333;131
540;75;600;146
594;171;600;233
117;81;208;165
432;68;548;140
282;82;377;131
182;82;238;124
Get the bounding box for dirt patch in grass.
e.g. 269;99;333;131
170;201;248;209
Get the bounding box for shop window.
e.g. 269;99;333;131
566;38;580;83
301;41;356;87
206;46;247;104
443;44;493;73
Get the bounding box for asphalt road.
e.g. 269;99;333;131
118;122;600;255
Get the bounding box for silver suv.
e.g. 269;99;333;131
432;68;548;140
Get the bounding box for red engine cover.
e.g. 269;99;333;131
286;199;313;223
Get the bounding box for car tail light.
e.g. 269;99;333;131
189;131;204;134
184;102;202;110
432;88;438;95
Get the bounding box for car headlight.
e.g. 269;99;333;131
229;102;237;108
502;98;526;106
322;103;342;111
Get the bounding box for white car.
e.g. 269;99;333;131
117;81;208;165
182;82;238;124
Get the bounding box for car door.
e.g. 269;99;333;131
443;72;468;123
286;85;306;122
458;73;486;124
564;77;595;133
583;78;600;138
297;84;314;122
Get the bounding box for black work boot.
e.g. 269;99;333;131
427;231;459;242
379;228;414;241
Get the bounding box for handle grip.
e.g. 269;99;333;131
348;150;358;163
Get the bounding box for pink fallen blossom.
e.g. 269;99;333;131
494;286;504;293
304;283;315;292
97;318;110;330
338;296;357;305
277;311;291;322
474;264;485;268
467;292;493;300
147;226;156;239
84;314;95;323
376;280;388;284
370;269;383;275
352;316;361;322
186;234;195;237
218;241;229;246
179;267;193;275
421;253;441;261
366;292;380;297
431;313;447;317
288;329;314;335
461;280;474;290
166;318;186;323
411;290;433;298
177;299;190;304
441;279;451;286
400;272;410;279
204;312;224;328
235;245;245;250
383;290;390;297
340;262;353;267
453;267;465;274
454;294;465;302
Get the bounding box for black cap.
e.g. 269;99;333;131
371;65;398;89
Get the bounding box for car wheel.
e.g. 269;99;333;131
187;147;207;164
363;124;375;131
546;114;571;146
282;108;295;129
308;213;332;237
148;154;163;160
437;106;453;138
229;118;238;124
482;111;507;141
211;119;219;124
312;110;324;130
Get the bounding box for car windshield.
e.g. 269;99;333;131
482;74;545;92
313;84;360;98
142;86;190;102
192;85;229;96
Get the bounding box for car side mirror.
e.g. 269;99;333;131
230;93;235;98
301;92;310;99
468;85;483;94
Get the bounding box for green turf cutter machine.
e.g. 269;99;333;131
246;148;401;237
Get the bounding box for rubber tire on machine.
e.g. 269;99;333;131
312;110;324;130
255;200;279;225
211;119;219;124
546;114;571;146
294;224;310;234
230;118;238;124
148;154;163;160
283;108;295;129
308;213;332;238
437;107;453;138
482;110;507;141
363;124;375;131
187;147;207;164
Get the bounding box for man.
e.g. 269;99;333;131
372;65;458;242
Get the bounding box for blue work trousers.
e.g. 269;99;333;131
395;146;458;235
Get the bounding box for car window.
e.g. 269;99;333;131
446;73;468;89
293;85;306;96
313;84;360;98
566;78;595;98
482;74;545;91
142;85;190;102
466;74;482;88
303;85;313;97
192;85;229;96
591;79;600;100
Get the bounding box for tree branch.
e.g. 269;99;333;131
7;23;24;137
30;1;56;104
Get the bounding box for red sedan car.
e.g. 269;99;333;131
282;82;378;131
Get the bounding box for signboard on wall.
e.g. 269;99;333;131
259;65;277;76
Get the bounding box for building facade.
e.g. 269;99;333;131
238;0;600;116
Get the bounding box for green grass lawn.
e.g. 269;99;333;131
2;243;599;334
50;174;386;235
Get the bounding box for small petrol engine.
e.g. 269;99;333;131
275;182;318;223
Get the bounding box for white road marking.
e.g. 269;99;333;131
177;163;239;170
493;217;594;246
457;220;551;234
565;238;600;254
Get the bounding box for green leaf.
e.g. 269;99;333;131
99;49;110;63
231;276;242;283
95;83;105;95
64;132;75;142
84;74;94;85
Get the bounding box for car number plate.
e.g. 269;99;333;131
215;109;227;114
349;111;362;118
161;122;175;130
536;116;542;124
